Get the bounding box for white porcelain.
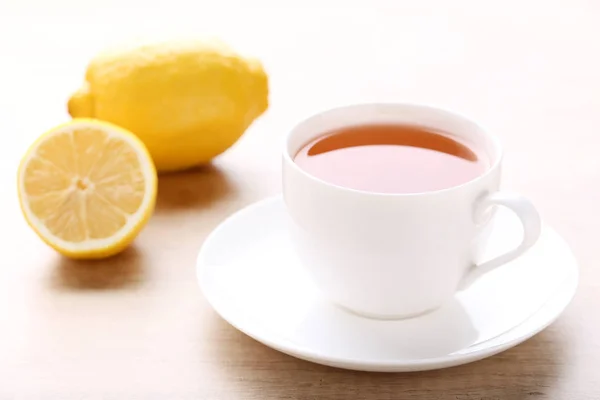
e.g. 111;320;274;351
283;103;542;319
197;196;577;372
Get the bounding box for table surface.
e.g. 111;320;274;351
1;1;598;398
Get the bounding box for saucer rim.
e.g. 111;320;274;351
197;195;579;372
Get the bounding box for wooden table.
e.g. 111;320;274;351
1;1;598;398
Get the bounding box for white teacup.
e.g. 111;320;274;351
282;103;541;320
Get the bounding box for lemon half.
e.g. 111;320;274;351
17;119;157;259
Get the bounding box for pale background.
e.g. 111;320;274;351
0;0;598;398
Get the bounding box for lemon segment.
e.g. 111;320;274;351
17;119;157;259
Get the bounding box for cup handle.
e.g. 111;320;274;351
460;192;542;289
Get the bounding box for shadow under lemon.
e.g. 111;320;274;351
51;246;145;290
155;164;237;214
203;310;569;399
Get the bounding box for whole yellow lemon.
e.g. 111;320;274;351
68;39;269;172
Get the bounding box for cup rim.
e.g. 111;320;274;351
283;102;504;197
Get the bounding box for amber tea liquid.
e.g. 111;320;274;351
293;123;488;194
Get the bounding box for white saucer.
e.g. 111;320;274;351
197;196;578;372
